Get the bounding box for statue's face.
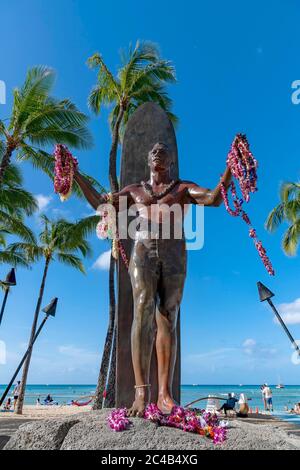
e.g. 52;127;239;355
148;143;171;172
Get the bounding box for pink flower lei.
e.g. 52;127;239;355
54;144;78;201
107;408;131;432
107;404;227;445
221;134;275;276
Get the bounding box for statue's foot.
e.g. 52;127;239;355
157;394;178;414
128;397;146;418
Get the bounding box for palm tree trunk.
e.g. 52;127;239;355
93;253;116;409
104;328;116;407
0;143;15;186
94;104;124;408
108;106;124;193
15;256;50;414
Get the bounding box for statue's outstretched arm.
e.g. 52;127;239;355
187;166;231;207
74;170;107;209
74;170;134;211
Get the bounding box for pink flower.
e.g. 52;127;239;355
53;144;78;201
107;408;131;432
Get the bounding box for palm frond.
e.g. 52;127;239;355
11;66;55;131
2;163;23;186
282;221;300;256
0;210;36;243
265;203;285;232
17;145;54;178
0;249;30;268
6;242;43;263
56;252;85;273
280;182;300;202
87;53;120;114
0;186;38;216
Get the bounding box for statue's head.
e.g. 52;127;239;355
148;142;172;172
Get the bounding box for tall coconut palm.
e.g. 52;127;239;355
87;41;177;408
8;214;98;414
0;66;93;185
88;40;177;192
266;181;300;255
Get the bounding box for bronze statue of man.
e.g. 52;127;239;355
75;142;231;416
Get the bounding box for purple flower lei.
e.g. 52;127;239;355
54;144;78;201
107;404;227;445
107;408;131;432
221;134;275;276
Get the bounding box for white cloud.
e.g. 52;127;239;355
242;338;276;356
35;194;52;211
92;250;111;270
278;298;300;325
58;345;98;363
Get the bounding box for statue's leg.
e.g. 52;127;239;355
128;241;158;417
156;273;186;413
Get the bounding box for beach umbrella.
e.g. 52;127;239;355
257;281;300;356
0;268;17;327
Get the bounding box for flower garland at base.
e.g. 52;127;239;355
221;134;275;276
107;404;227;445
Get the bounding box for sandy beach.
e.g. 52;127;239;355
0;404;92;421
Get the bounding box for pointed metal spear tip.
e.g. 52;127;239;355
3;268;16;286
257;281;275;302
42;297;58;317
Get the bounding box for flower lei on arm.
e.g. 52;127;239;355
96;196;129;269
54;144;78;201
107;404;228;445
220;134;275;276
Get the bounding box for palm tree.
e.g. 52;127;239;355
8;214;98;414
266;181;300;255
87;41;177;408
87;40;177;192
0;66;93;185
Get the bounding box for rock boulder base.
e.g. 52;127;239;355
4;410;300;451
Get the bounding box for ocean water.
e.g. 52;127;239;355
1;384;300;412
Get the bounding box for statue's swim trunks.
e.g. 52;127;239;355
129;237;187;277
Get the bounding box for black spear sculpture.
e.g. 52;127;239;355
257;281;300;357
0;268;17;327
0;297;58;407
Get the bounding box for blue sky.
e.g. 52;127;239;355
1;0;300;385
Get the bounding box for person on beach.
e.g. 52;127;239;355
295;403;300;414
218;393;238;415
4;398;12;410
12;381;21;410
44;394;54;404
263;384;273;412
260;385;267;410
236;393;250;417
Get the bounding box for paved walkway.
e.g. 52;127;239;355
0;418;35;450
